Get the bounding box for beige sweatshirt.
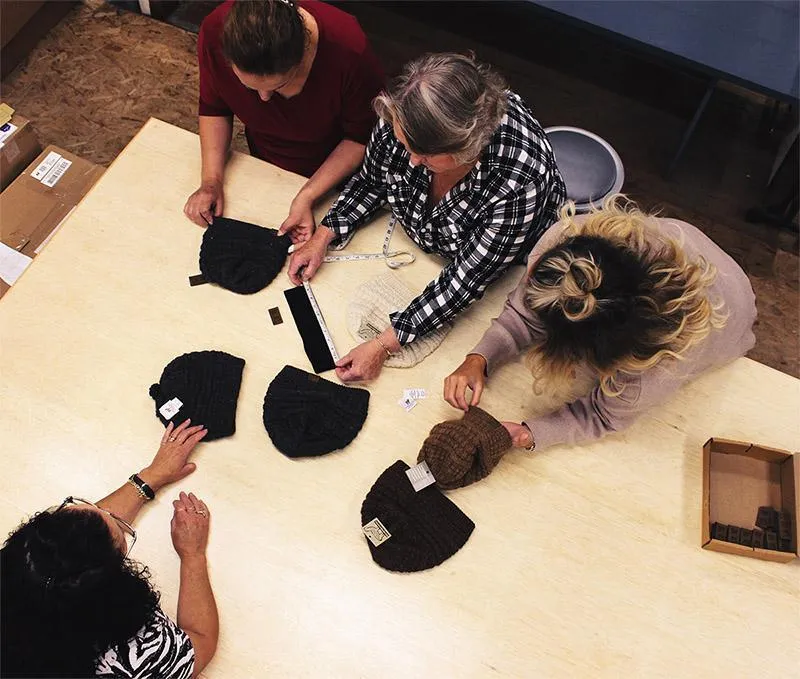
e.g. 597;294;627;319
470;217;757;449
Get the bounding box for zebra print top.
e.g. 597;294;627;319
95;607;195;678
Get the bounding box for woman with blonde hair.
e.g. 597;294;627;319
444;196;757;450
287;52;566;382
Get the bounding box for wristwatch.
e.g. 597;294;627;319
128;473;155;500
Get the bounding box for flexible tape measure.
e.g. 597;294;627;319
322;217;415;269
302;280;340;362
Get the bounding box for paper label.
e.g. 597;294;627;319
41;157;72;187
0;122;18;146
405;461;435;492
362;518;391;546
398;396;417;412
403;388;427;401
159;397;183;420
31;151;62;181
0;242;33;286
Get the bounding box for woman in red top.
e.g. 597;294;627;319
184;0;385;241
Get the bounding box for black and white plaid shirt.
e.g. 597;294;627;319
322;92;566;345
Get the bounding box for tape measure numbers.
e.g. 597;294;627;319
302;280;340;363
323;217;415;269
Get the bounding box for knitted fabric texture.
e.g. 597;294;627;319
149;350;245;441
199;216;291;294
263;365;370;458
361;460;475;573
417;406;513;489
346;272;451;368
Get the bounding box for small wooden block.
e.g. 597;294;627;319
778;511;792;542
752;530;765;549
727;525;741;544
711;522;728;541
765;531;779;551
756;506;778;530
739;528;753;547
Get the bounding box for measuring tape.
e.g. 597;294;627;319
322;217;416;269
302;280;340;362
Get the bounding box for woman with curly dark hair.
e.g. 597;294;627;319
1;419;218;678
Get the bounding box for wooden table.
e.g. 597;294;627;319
1;119;798;678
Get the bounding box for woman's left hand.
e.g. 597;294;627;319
335;340;388;382
141;420;208;491
501;421;534;449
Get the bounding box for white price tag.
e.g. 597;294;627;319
405;460;435;492
362;518;391;546
398;396;417;412
403;388;427;401
159;397;183;420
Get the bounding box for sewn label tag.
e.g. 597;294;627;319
159;397;183;420
188;273;207;286
405;461;435;492
362;518;391;546
268;306;283;325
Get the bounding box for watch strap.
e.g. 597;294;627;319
128;473;155;500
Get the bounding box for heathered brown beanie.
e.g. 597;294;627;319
417;406;513;489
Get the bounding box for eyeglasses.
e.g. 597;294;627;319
53;496;137;557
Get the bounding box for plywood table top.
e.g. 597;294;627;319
1;119;798;678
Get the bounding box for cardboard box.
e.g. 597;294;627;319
0;145;104;298
702;438;798;563
0;113;41;190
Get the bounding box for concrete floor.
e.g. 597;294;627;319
2;0;798;376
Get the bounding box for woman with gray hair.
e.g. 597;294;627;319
285;52;566;382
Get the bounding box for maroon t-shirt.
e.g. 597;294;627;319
198;0;385;178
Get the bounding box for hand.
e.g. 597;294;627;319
279;194;316;244
335;339;387;382
502;421;534;449
286;225;334;285
443;354;487;411
141;420;208;491
184;180;224;226
171;492;210;558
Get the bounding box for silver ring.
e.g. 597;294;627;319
168;436;176;442
197;509;207;517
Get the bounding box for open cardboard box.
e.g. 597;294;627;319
702;438;798;563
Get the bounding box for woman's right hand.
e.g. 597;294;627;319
444;354;487;411
171;492;210;558
184;180;224;226
287;225;334;285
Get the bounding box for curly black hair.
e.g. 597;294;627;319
1;508;160;678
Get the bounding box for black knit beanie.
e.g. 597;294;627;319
149;351;245;441
361;461;475;573
199;216;291;294
263;365;370;458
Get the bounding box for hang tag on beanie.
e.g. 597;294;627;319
159;397;183;420
363;518;392;546
406;461;435;492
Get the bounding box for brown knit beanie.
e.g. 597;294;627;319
417;406;513;489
